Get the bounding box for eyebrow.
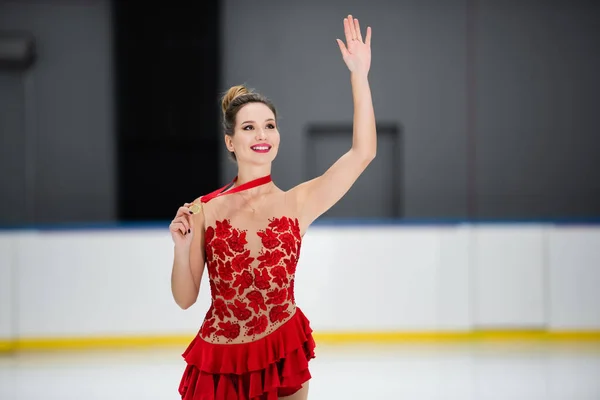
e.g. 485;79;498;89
241;119;276;124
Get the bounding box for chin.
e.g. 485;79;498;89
247;148;278;164
250;156;277;166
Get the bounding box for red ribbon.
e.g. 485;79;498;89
200;174;272;203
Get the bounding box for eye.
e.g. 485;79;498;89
266;123;275;129
242;125;253;130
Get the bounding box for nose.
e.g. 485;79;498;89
256;128;267;140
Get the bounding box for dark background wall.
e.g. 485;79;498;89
1;0;599;225
111;1;221;222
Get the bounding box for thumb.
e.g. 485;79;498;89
189;211;195;233
336;39;349;58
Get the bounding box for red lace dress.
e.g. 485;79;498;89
178;175;316;400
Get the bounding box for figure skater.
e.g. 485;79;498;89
170;15;375;400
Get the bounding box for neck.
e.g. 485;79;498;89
235;164;272;187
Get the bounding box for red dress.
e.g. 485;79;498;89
178;175;316;400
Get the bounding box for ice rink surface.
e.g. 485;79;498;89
1;342;599;399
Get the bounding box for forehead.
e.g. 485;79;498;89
236;102;275;124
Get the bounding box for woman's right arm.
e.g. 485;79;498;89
170;200;206;309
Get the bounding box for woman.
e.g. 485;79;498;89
170;15;376;400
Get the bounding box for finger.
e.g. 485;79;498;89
176;205;193;218
343;17;353;44
354;18;363;42
348;15;357;40
170;221;186;236
179;217;190;233
175;207;186;218
188;212;195;233
365;26;372;46
175;215;190;232
336;39;349;59
170;220;184;232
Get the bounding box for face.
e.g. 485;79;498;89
225;102;280;165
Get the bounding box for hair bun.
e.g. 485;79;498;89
221;85;250;116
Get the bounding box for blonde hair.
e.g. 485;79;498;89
221;85;251;117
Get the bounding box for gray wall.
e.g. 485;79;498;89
0;0;115;225
475;0;600;218
1;0;598;224
222;0;600;219
221;0;469;218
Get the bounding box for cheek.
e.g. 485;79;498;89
272;131;281;145
232;134;249;148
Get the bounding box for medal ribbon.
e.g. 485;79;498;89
200;174;272;204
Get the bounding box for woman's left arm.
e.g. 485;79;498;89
292;15;377;229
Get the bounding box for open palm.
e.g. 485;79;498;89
337;15;372;76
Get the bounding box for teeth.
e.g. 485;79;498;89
252;146;270;150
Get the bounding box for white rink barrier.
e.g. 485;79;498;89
0;222;599;348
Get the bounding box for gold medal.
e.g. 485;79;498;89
189;203;201;214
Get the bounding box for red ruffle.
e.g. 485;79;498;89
179;307;316;400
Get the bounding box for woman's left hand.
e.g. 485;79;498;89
337;15;372;77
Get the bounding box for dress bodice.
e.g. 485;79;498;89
196;176;302;344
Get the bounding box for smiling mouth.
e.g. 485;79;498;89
251;144;272;153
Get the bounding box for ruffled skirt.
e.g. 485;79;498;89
178;307;316;400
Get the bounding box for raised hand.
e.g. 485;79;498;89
336;15;372;77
